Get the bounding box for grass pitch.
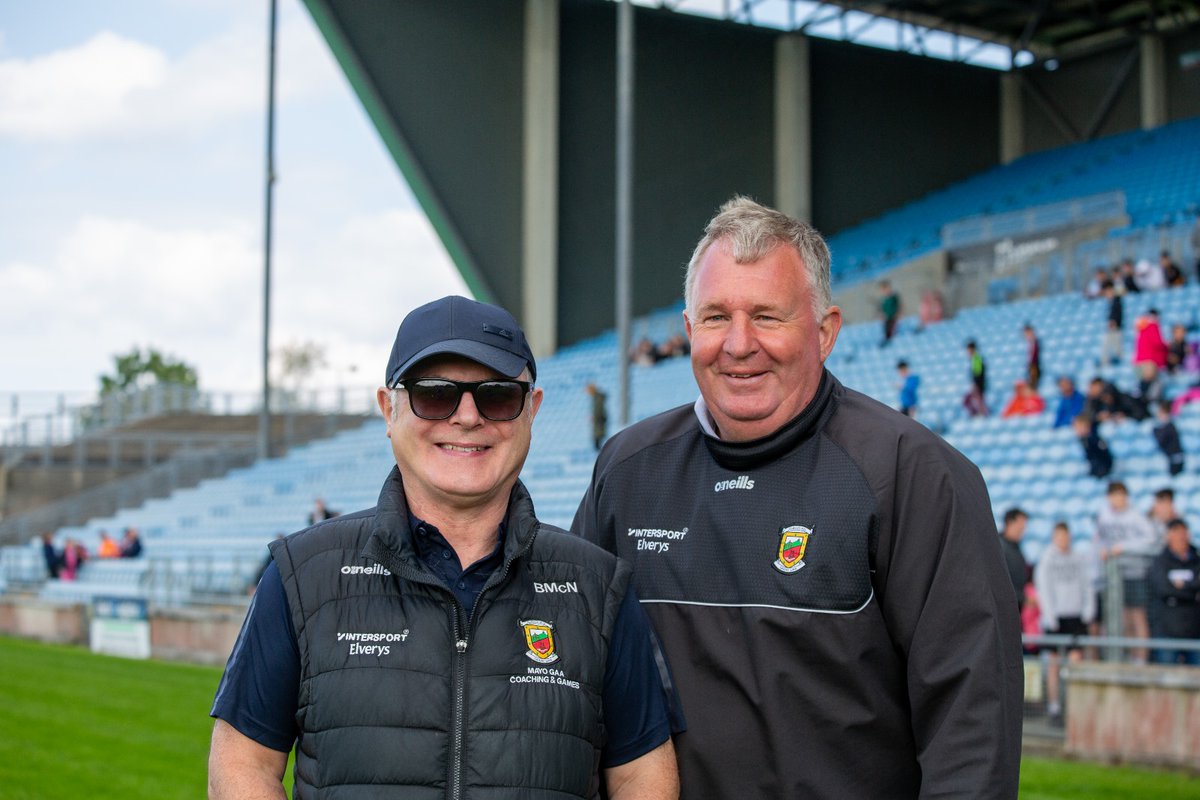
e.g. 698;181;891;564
0;635;1196;798
0;635;220;799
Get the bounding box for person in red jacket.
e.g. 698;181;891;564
1133;308;1169;368
1002;379;1046;417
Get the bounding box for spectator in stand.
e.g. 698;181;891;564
1148;487;1181;541
1034;521;1094;723
917;289;944;329
1134;308;1169;369
656;333;690;360
896;360;919;418
1173;383;1200;416
1160;250;1185;288
1073;415;1113;479
1117;259;1140;294
60;539;87;581
1095;481;1159;662
1134;257;1165;292
1147;518;1200;665
40;532;60;579
630;337;661;366
1084;377;1148;424
120;528;143;558
964;339;989;417
1100;280;1123;366
999;507;1031;612
1023;323;1041;389
1084;267;1109;300
1134;361;1167;413
97;530;121;559
1053;376;1086;429
307;498;339;526
1166;324;1190;374
1152;403;1186;477
1002;380;1045;418
878;280;901;346
1020;583;1042;656
586;382;608;451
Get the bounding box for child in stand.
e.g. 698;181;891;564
1072;415;1113;479
1152;403;1186;476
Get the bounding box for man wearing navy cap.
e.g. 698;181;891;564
209;296;679;799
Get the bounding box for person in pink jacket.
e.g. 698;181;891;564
1133;308;1169;368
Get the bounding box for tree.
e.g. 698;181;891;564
99;347;199;395
274;340;327;394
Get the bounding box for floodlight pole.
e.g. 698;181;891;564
615;0;634;427
259;0;278;460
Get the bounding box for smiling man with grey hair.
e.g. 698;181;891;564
574;196;1022;799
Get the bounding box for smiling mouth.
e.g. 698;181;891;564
438;444;488;453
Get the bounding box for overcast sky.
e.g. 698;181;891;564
0;0;468;408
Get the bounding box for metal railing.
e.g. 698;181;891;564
0;445;258;546
0;383;379;451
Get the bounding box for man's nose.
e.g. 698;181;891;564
451;389;484;426
723;314;758;358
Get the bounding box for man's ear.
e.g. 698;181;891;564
377;387;394;436
819;305;843;362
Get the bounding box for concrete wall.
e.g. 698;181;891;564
0;597;245;666
832;251;949;330
1067;662;1200;769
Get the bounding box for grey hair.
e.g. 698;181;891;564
683;196;832;319
387;387;404;423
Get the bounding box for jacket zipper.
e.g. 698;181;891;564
371;528;539;800
447;531;537;799
449;604;468;800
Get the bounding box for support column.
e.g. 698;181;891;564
1140;34;1167;130
522;0;559;359
774;34;811;222
1000;72;1024;164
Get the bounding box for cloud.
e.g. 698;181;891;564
273;206;469;383
0;206;465;395
0;31;167;139
0;9;334;142
0;214;261;392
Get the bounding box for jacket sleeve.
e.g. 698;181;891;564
570;460;615;554
875;449;1023;800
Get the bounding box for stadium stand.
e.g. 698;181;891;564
829;115;1200;283
2;117;1198;606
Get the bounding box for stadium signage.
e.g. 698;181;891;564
89;595;151;660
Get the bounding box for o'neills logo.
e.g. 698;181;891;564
521;619;558;664
714;475;755;492
773;525;811;574
341;563;391;576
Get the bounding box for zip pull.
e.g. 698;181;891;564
456;639;468;654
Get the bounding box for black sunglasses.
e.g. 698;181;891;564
394;378;532;422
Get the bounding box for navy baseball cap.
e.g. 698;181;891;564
385;295;537;386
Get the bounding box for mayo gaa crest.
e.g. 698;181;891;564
773;525;811;574
521;619;558;663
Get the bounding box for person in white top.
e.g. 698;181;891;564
1094;482;1159;662
1034;522;1095;722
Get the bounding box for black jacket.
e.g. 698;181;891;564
1149;544;1200;639
573;371;1022;799
272;469;630;799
